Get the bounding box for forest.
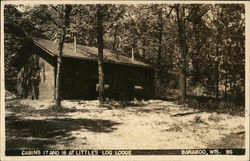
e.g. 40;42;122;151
4;4;245;114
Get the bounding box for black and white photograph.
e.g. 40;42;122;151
0;1;249;160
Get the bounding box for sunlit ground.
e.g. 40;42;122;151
5;99;245;150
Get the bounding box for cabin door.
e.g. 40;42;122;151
61;60;98;100
74;68;98;100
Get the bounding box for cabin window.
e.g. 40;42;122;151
96;84;110;91
134;85;143;90
104;84;110;89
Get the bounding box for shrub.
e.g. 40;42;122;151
165;123;182;132
194;115;206;124
186;96;244;116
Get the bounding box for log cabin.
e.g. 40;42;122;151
11;38;154;100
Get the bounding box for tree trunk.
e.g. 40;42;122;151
154;7;164;98
113;25;118;51
55;43;63;107
176;5;187;104
55;5;72;108
157;7;163;63
74;34;77;52
154;69;160;98
224;73;227;97
215;36;219;99
97;5;105;104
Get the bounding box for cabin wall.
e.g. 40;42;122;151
105;63;154;100
61;57;154;100
38;56;55;100
15;42;153;101
17;52;55;100
61;58;98;99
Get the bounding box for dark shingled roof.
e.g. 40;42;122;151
33;38;153;68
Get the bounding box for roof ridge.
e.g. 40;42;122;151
32;37;153;68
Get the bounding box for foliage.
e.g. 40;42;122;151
4;4;245;105
186;96;244;116
193;115;206;124
5;101;76;117
4;5;34;72
165;123;182;132
207;132;245;148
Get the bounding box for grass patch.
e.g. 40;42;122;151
6;103;78;117
193;115;206;124
207;132;245;149
6;103;33;113
186;96;245;116
165;123;182;132
136;108;152;113
208;115;224;122
102;98;149;109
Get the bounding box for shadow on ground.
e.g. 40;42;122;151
207;132;245;149
6;115;121;150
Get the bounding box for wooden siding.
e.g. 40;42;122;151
17;51;55;100
61;57;154;100
38;55;55;100
15;42;154;101
61;58;98;99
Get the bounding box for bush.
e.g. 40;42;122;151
193;115;206;124
165;123;182;132
186;96;244;116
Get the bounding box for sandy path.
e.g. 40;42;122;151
6;99;245;149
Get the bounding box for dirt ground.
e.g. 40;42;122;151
5;98;245;150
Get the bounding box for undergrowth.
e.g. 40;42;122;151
102;98;148;109
6;103;78;117
185;96;245;116
207;132;245;148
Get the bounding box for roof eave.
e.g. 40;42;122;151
32;39;154;69
33;40;55;57
55;54;154;69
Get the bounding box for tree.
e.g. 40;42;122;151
5;4;245;105
4;5;43;93
53;5;73;107
29;4;73;107
96;4;105;104
175;4;188;104
212;4;245;100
